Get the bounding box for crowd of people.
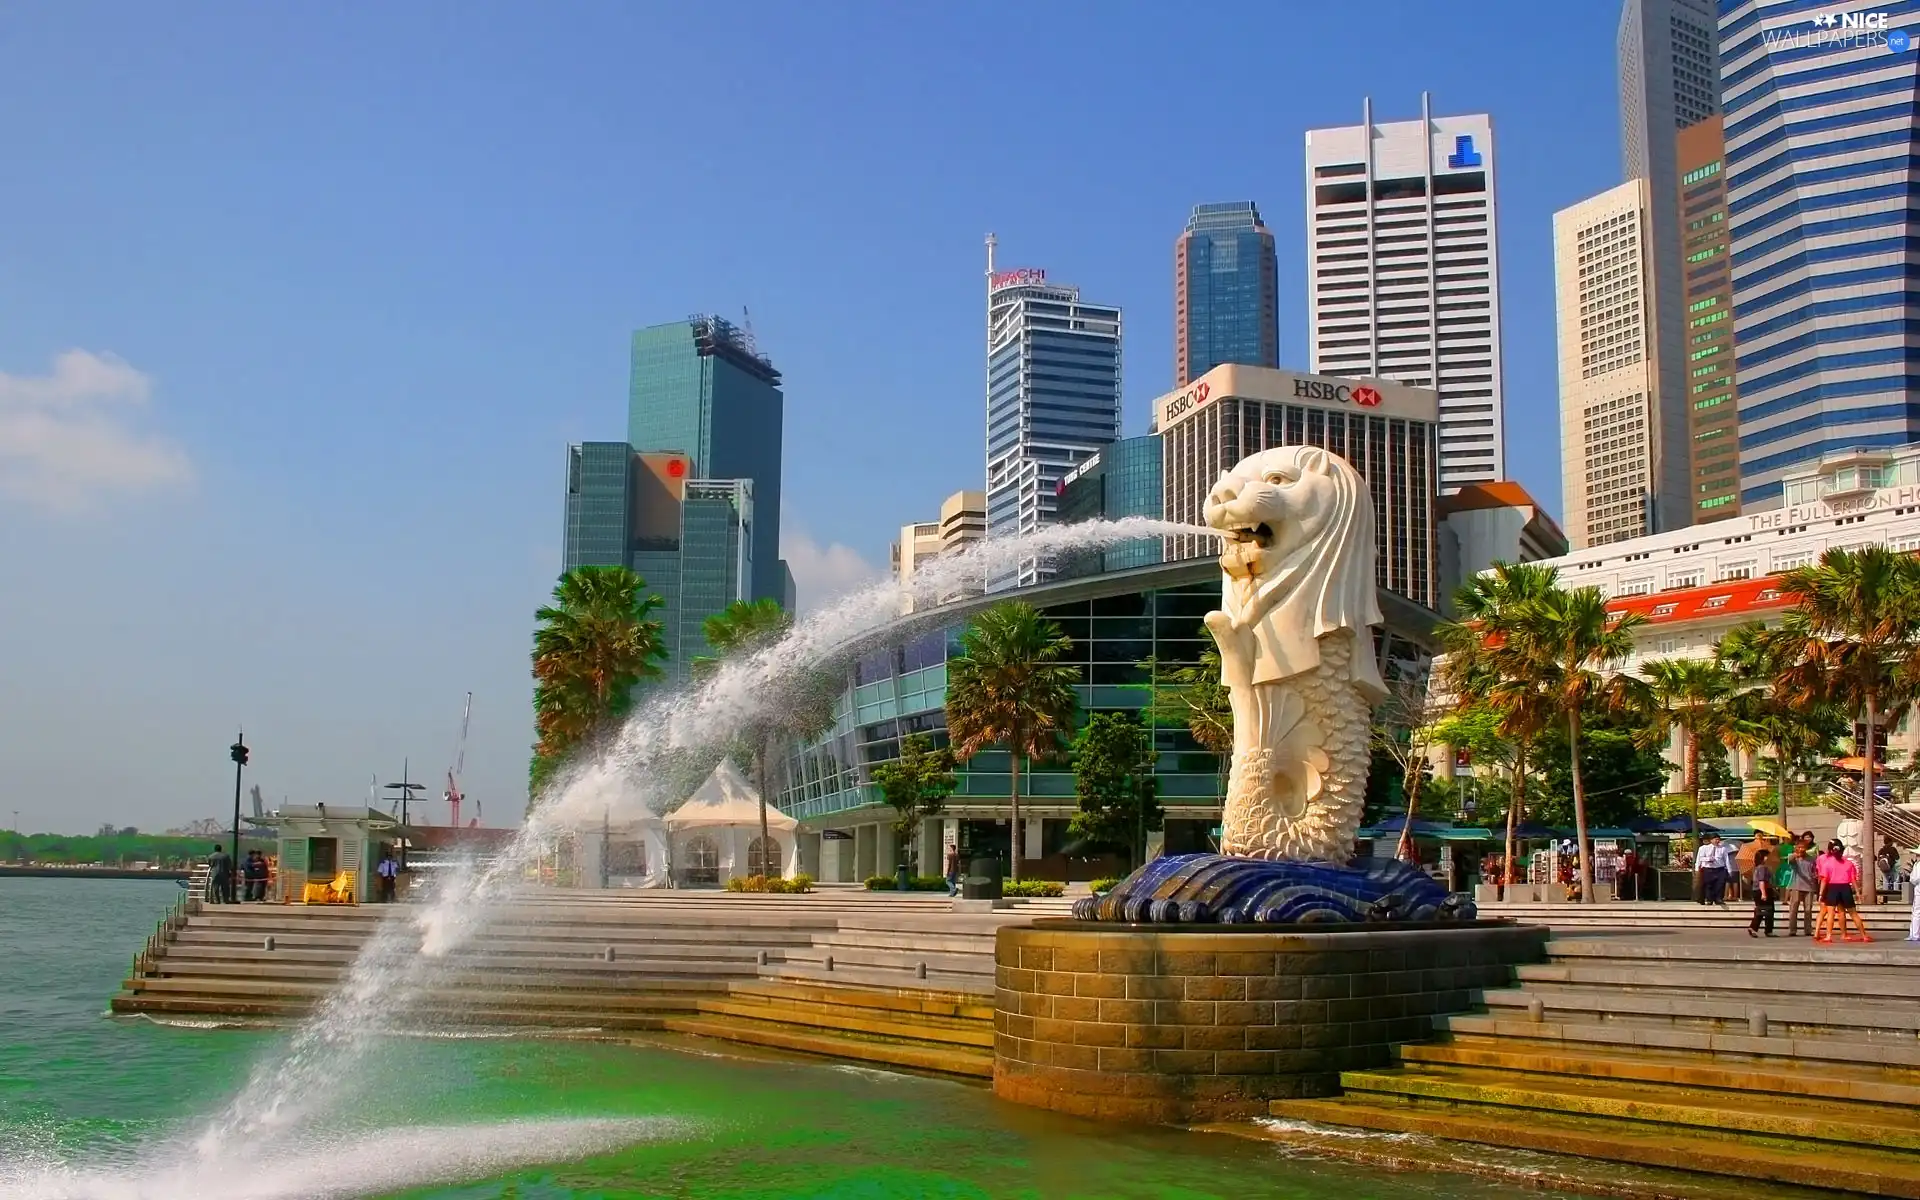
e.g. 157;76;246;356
202;844;272;903
1696;829;1920;943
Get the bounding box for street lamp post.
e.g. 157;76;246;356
383;758;427;872
229;731;250;867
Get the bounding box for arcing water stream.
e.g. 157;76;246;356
7;518;1219;1199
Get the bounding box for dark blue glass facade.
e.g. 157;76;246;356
1055;435;1164;578
1175;203;1279;385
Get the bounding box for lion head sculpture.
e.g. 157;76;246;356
1202;444;1385;700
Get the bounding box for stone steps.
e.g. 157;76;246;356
658;1013;992;1079
1272;929;1920;1193
1341;1063;1920;1150
1267;1096;1920;1199
1482;902;1914;932
1400;1034;1920;1106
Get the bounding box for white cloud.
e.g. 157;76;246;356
781;525;884;613
0;349;193;512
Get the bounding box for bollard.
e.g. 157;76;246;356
1750;1009;1769;1039
916;961;927;980
824;954;834;972
1526;997;1544;1023
263;935;275;951
756;949;769;967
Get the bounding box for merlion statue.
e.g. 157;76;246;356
1202;445;1385;863
1074;443;1467;925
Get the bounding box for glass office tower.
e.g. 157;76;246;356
628;316;787;605
1175;202;1279;385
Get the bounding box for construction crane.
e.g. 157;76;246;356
443;692;473;827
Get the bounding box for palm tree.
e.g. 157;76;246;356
1773;546;1920;904
530;566;667;795
692;597;833;871
1439;561;1560;891
1636;656;1740;835
944;602;1080;884
1718;622;1843;816
1507;584;1646;903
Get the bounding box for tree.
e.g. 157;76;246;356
1144;644;1233;807
1718;621;1848;813
1069;711;1163;869
1506;583;1646;902
944;602;1080;883
530;566;667;795
1635;656;1740;835
1774;546;1920;904
1369;668;1447;862
1531;715;1670;829
692;597;836;871
871;733;957;871
1438;561;1560;887
1428;702;1519;829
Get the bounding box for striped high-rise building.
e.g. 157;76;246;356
1677;115;1740;519
1619;0;1722;531
1720;4;1920;506
983;236;1123;588
1305;95;1506;491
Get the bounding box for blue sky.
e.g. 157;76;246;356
0;0;1624;833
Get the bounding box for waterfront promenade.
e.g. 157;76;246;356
116;886;1920;1196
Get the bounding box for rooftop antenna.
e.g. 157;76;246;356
985;232;997;277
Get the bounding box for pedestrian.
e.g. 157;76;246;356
1748;848;1777;937
376;847;400;903
1879;838;1900;901
943;843;961;897
1816;838;1873;944
1618;845;1640;902
1696;832;1731;907
207;844;233;904
1785;836;1818;937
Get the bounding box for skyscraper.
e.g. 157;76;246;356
1676;115;1739;520
1174;202;1279;385
1553;180;1668;548
1722;6;1920;505
628;315;788;605
1618;0;1720;531
562;447;756;685
984;237;1123;588
1305;96;1505;491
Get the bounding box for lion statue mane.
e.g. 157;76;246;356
1201;444;1385;863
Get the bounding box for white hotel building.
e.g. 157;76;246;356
1306;95;1505;492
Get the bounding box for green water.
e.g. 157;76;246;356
0;878;1567;1199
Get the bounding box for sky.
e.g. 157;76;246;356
0;0;1627;834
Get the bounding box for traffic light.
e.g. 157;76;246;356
230;740;250;767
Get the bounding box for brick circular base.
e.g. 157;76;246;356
993;922;1546;1124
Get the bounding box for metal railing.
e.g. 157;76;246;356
1819;779;1920;850
133;886;200;977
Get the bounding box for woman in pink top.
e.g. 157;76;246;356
1815;840;1872;944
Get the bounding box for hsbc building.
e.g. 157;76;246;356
1154;363;1441;609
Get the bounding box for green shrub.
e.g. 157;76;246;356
864;874;948;891
863;876;898;890
1004;879;1065;898
909;875;949;891
1088;877;1123;894
726;874;812;894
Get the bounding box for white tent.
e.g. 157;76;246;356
663;759;800;884
577;807;671;889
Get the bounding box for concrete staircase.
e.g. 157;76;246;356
114;889;1032;1076
1271;930;1920;1197
1481;899;1916;933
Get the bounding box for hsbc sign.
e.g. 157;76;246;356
1161;380;1212;425
1293;378;1383;408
